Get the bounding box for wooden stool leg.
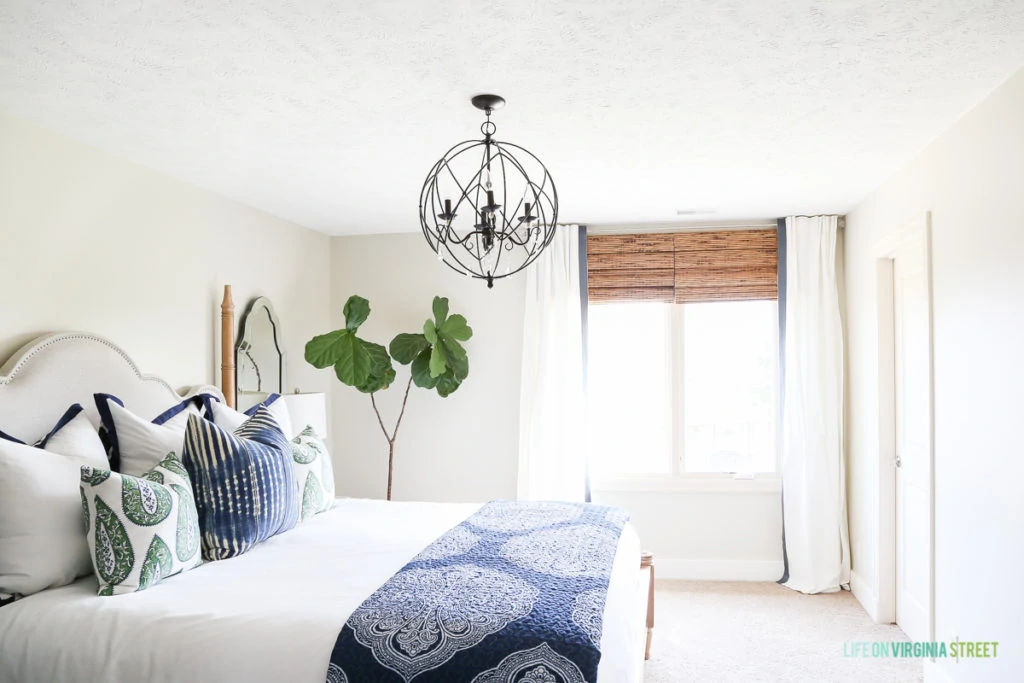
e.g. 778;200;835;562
640;552;655;661
645;560;655;660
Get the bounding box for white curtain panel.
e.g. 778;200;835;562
781;215;851;594
517;225;587;502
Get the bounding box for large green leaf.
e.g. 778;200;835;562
332;334;371;386
411;348;440;389
423;319;438;344
432;296;449;326
442;338;469;380
305;330;350;369
354;341;395;393
435;371;462;398
438;313;473;341
440;335;466;361
343;295;370;331
363;341;392;376
356;364;396;394
389;333;430;365
429;343;448;378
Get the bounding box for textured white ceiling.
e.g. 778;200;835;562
1;1;1023;235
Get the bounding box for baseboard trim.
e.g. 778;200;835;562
656;558;784;581
923;660;955;683
850;570;880;623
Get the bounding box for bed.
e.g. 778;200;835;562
0;329;651;682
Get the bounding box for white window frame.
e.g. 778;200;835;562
590;300;782;494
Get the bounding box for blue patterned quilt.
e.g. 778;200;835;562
326;501;630;683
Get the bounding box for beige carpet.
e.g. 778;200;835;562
642;580;924;683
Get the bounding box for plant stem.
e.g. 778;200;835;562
370;392;390;440
391;377;414;441
387;440;395;501
370;376;414;501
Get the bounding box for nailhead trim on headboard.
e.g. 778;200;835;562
0;332;222;402
1;333;148;384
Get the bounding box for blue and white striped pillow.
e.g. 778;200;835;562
181;408;298;560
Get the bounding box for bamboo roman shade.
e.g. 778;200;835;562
587;229;778;304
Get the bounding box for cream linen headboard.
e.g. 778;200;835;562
0;332;222;442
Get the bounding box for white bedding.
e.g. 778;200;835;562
0;499;643;683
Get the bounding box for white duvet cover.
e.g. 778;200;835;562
0;499;643;683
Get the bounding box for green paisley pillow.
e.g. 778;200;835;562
290;425;335;521
80;452;202;595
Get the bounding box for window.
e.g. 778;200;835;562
681;300;778;473
587;300;779;479
585;228;780;481
587;303;673;476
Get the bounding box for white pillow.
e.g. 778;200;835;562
211;393;294;439
94;394;203;477
0;407;109;597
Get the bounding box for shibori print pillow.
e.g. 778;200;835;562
80;452;202;595
182;408;298;560
290;425;335;521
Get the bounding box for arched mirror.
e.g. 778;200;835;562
236;297;285;407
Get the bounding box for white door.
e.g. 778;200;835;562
893;236;932;641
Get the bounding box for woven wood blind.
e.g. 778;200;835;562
587;229;778;304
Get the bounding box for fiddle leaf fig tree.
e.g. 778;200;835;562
305;295;472;500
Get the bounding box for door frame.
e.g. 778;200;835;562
872;212;935;638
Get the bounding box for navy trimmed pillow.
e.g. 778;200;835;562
0;404;87;448
181;408;298;560
94;393;215;475
207;393;294;439
0;405;109;598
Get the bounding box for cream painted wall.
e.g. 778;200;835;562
593;487;783;580
327;233;524;503
0;112;332;403
845;68;1024;681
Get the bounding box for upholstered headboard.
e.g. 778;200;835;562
0;332;222;442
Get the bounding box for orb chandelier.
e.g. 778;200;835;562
419;94;558;288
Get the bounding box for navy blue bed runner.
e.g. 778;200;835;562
326;501;630;683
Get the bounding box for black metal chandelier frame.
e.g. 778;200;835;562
419;94;558;288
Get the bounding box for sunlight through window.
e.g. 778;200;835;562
587;300;778;479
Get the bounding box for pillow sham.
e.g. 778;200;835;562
291;425;335;521
208;393;294;439
0;403;99;454
80;452;202;595
0;407;109;597
182;408;298;560
94;393;211;476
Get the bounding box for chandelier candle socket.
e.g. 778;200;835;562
419;94;558;288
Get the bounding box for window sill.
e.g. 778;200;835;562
590;476;782;494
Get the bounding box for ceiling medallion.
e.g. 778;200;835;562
419;94;558;288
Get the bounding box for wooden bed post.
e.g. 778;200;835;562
641;551;655;660
221;285;235;408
